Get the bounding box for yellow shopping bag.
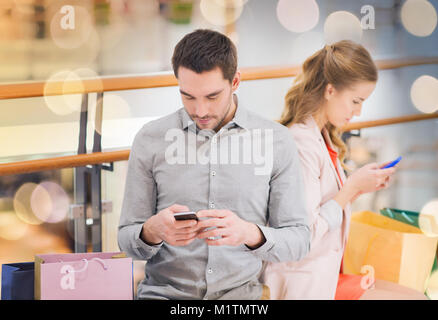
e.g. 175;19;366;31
344;211;438;293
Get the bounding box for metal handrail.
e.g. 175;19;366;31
1;56;437;99
1;56;437;176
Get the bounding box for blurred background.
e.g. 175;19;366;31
0;0;437;298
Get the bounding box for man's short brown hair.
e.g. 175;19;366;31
172;29;238;83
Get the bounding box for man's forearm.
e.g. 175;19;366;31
141;216;163;245
118;223;162;261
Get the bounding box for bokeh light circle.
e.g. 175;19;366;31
44;70;83;116
324;11;363;44
410;75;438;114
44;69;84;116
419;199;438;237
276;0;319;33
44;68;103;116
31;181;70;224
401;0;437;37
13;183;43;225
200;0;245;26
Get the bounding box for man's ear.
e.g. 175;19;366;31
324;83;335;101
231;70;241;92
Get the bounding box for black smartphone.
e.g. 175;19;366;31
173;211;198;221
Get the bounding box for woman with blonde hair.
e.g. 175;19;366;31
262;40;427;300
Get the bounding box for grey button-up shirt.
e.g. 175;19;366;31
118;100;310;300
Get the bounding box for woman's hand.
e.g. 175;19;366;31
345;162;396;195
334;162;396;208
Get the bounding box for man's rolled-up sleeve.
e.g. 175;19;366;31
250;130;311;263
118;129;161;260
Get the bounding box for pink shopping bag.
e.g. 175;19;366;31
34;252;133;300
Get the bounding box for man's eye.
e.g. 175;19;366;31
185;96;194;100
353;100;360;104
207;96;218;100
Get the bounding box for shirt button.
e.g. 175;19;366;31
207;268;213;274
211;171;216;176
211;137;217;144
209;202;215;209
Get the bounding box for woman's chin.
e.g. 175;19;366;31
339;119;350;127
328;120;346;128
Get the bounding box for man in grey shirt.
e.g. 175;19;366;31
118;29;310;300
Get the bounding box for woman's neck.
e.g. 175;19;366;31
313;110;328;131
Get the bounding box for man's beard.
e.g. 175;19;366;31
211;96;233;132
193;94;233;132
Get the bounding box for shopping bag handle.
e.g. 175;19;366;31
63;258;108;273
400;211;414;224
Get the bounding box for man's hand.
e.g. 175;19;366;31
141;204;199;246
196;209;266;249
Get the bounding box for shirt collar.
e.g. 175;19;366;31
180;107;195;131
229;95;249;130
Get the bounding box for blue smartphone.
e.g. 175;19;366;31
381;156;402;169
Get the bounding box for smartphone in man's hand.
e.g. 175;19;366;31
173;211;198;221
